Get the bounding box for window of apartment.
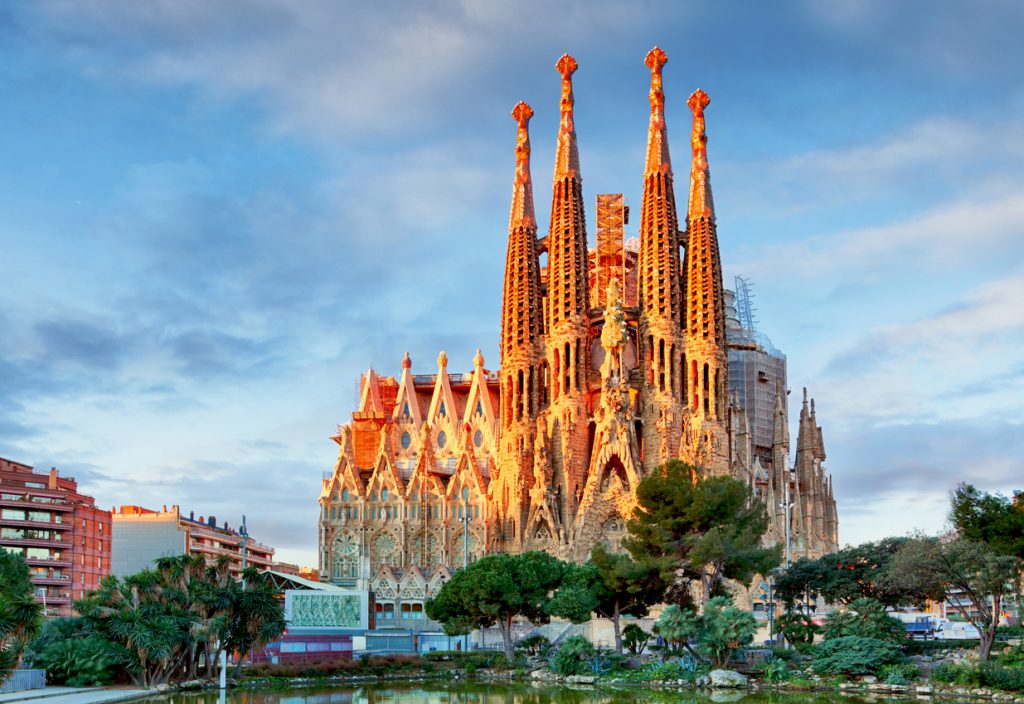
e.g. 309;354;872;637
1;527;25;539
1;508;23;520
1;493;22;501
25;483;45;489
374;602;395;619
27;511;50;523
25;547;49;559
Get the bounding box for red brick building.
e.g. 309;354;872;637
0;457;112;616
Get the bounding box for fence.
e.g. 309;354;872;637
0;670;46;694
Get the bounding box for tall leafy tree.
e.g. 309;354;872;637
625;460;780;603
0;553;42;683
425;551;566;659
547;544;662;653
950;483;1024;559
776;537;925;608
890;536;1020;660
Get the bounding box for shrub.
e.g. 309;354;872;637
759;658;790;683
622;624;651;656
930;662;982;687
821;598;906;643
776;612;819;653
980;665;1024;692
903;638;979;655
812;636;905;676
24;617;123;686
996;643;1024;667
517;634;551;657
551;635;595;676
698;596;757;668
879;662;919;685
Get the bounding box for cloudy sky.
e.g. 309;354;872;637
1;1;1022;567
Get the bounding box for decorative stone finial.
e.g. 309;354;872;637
509;101;536;230
644;47;671;175
473;348;484;368
402;351;412;370
437;351;448;369
688;89;710;161
553;54;580;180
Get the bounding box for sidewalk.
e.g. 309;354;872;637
0;688;154;704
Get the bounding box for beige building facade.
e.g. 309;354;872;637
319;50;839;615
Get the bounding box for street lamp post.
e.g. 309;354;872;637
239;514;249;590
461;487;472;651
780;472;793;569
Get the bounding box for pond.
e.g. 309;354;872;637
139;682;918;704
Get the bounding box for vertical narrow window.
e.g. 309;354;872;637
658;338;666;392
564;342;571;393
703;363;710;416
517;369;524;421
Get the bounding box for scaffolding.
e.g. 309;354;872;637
594;193;629;308
734;275;758;334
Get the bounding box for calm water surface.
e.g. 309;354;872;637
140;682;919;704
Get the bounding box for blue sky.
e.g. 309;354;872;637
1;1;1022;567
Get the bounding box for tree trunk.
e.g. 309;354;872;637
500;616;514;660
612;602;623;655
980;593;1001;661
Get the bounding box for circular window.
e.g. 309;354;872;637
401;431;411;449
437;430;447;449
473;429;483;447
381;488;389;502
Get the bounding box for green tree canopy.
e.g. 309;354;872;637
0;552;42;682
951;483;1024;559
625;460;780;603
889;536;1020;661
820;597;906;643
425;551;566;659
775;537;928;608
547;544;663;654
75;555;284;686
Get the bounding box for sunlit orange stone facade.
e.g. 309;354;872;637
318;50;838;615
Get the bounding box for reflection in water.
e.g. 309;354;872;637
139;683;913;704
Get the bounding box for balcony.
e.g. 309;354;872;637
25;556;71;568
0;517;72;531
0;536;65;549
31;574;70;586
0;495;72;511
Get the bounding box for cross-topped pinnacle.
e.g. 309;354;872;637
511;100;533;128
643;47;671;175
688;89;710;159
509;100;536;229
645;46;667;73
556;53;578;81
553;53;580;180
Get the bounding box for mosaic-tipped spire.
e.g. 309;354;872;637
644;47;671;175
509;101;536;230
687;88;715;220
553;54;581;181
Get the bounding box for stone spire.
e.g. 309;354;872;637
497;100;545;550
683;88;729;475
509;101;536;231
637;47;685;471
544;53;590;530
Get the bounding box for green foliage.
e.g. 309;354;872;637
615;657;700;682
24;617;124;686
426;551;566;659
547;546;665;654
0;552;43;681
821;598;906;643
902;638;978;655
776;612;819;652
930;662;983;686
775;537;930;608
244;654;429;680
950;483;1024;559
811;636;905;676
517;634;551;657
927;661;1024;691
75;555;285;686
550;634;595;676
996;644;1024;667
625;461;780;603
758;658;790;683
654;604;698;654
879;662;919;685
890;536;1021;660
697;596;757;668
621;624;651;655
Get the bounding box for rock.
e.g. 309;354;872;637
860;675;878;684
696;675;711;687
155;684;171;693
708;669;748;688
565;675;596;684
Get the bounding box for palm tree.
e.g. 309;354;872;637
0;553;42;682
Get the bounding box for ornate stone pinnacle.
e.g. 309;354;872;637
402;351;412;370
473;348;484;368
645;46;667;72
437;351;448;369
509;101;536;229
556;53;578;80
511;100;533;128
688;89;710;159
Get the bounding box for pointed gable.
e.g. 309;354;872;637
392;352;424;428
427;351;459;446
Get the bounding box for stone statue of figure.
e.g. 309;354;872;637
600;277;628;384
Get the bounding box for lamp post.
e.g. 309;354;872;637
780;473;793;569
239;514;249;590
461;487;472;651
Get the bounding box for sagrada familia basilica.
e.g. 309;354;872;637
318;49;838;617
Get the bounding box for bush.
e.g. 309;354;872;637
551;635;595;676
980;665;1024;692
759;658;790;683
697;596;757;668
903;638;979;655
930;662;982;687
930;662;1024;692
24;617;123;686
517;634;551;657
622;624;651;656
996;643;1024;667
776;612;819;653
879;662;919;685
821;598;906;643
812;636;905;676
